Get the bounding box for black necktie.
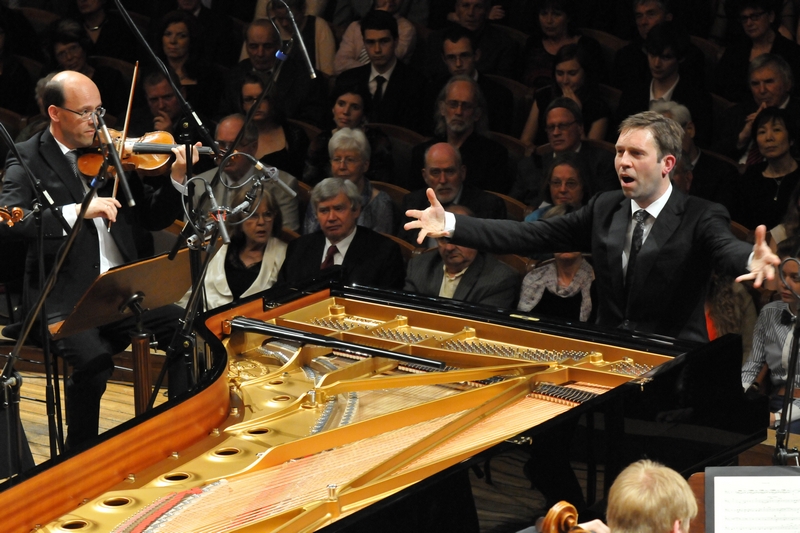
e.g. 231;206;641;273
626;209;650;289
372;75;386;116
65;149;79;178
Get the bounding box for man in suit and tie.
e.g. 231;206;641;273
333;9;428;134
404;205;520;308
405;111;779;342
278;178;405;289
0;71;190;449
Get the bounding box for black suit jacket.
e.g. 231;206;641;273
334;61;429;134
278;226;405;289
0;129;183;322
404;249;520;308
451;189;752;341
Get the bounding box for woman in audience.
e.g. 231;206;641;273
303;128;393;235
241;73;309;178
732;107;800;230
154;10;223;119
517;205;596;322
267;0;336;76
303;84;393;185
72;0;138;63
520;43;610;150
202;187;287;309
525;152;591;222
519;0;604;91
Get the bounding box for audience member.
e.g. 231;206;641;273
427;25;514;135
743;236;800;433
240;73;309;179
400;142;505;245
606;459;698;533
518;0;605;91
333;0;429;27
425;0;518;81
333;10;428;134
525;152;591;222
715;0;800;104
410;76;510;192
518;205;595;322
335;0;416;75
174;0;240;67
278;177;405;288
706;273;757;364
404;205;520;308
512;97;617;206
713;54;800;166
221;18;326;126
615;21;712;147
709;0;795;46
521;43;610;149
0;16;34;117
611;0;705;91
732;107;800;230
16;73;56;143
303;128;393;234
71;0;140;64
652;100;736;210
269;0;335;76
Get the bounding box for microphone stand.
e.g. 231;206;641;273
774;257;800;466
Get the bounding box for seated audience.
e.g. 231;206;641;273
173;0;241;68
742;236;800;433
521;43;610;149
512;97;617;207
519;0;606;91
400;142;506;245
240;73;309;179
201;187;287;309
731;107;800;230
332;0;429;27
71;0;140;64
303;84;393;185
333;10;428;134
335;0;416;75
410;76;510;193
714;0;800;104
278;178;405;288
404;205;520;308
518;205;595;322
615;21;712;147
303;128;393;235
525;152;590;222
16;73;56;143
270;0;335;76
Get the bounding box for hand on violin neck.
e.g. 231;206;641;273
82;196;121;222
170;142;202;184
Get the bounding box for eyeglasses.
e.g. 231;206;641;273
549;180;580;190
739;11;767;23
58;106;104;121
331;156;362;166
444;100;476;112
55;43;83;61
545;120;577;133
251;211;275;221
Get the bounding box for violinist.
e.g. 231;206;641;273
0;70;196;450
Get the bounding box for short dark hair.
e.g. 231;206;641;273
441;25;477;52
545;96;584;125
644;21;689;60
42;77;65;110
330;83;372;122
751;106;798;146
360;9;398;40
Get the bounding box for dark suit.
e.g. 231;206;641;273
0;129;185;448
399;185;506;244
688;150;737;211
611;38;706;92
278;226;405;289
451;189;752;341
334;61;429;134
404;250;520;308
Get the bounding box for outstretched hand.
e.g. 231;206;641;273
736;225;780;287
404;188;449;244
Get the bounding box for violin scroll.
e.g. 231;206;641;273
0;206;24;226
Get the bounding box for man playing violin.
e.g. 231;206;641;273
0;70;197;450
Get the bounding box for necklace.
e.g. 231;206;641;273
773;176;783;201
84;18;105;32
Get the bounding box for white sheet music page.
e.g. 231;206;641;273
715;475;800;532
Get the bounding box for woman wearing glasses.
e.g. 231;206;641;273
524;152;591;222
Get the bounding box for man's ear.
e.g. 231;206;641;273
661;153;677;177
47;105;59;123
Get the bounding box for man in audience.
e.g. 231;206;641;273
606;460;698;533
410;76;510;192
612;0;704;91
278;178;405;289
404;205;520;308
428;25;514;135
425;0;518;80
511;98;617;206
400;142;505;245
652;101;735;210
193;114;300;232
713;54;800;167
334;9;428;134
175;0;240;67
221;18;326;126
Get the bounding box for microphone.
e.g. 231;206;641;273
94;108;135;207
272;0;316;80
229;183;259;217
204;185;230;245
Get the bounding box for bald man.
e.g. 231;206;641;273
0;71;190;450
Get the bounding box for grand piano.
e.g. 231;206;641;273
0;280;767;532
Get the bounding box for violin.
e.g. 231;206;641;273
0;206;23;227
76;128;214;177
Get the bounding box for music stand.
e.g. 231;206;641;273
48;248;192;415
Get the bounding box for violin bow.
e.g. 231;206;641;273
108;61;139;232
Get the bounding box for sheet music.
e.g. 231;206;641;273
715;476;800;532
